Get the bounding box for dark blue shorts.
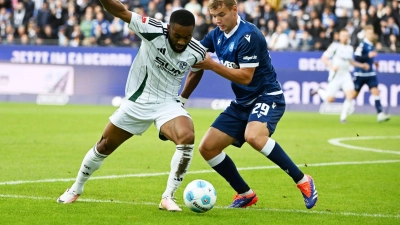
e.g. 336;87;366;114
211;94;286;148
353;76;379;92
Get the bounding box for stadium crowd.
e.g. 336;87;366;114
0;0;399;52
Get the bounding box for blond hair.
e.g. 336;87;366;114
364;25;374;32
208;0;237;10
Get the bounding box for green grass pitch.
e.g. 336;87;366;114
0;103;399;225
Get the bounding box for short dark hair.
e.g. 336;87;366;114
169;9;195;27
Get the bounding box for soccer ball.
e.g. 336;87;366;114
183;179;217;213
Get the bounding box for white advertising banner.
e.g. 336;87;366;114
0;63;74;95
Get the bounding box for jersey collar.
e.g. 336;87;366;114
224;15;241;39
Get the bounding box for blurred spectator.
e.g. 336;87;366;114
321;7;336;28
184;0;201;15
11;2;29;28
237;2;251;21
288;29;299;49
193;13;208;40
50;0;67;30
92;11;109;38
70;23;83;46
269;24;289;50
285;0;300;16
368;5;382;36
147;0;158;18
371;0;386;7
0;0;12;10
350;9;362;28
0;0;397;52
314;29;330;50
298;30;314;51
36;1;50;27
387;34;400;52
80;10;93;39
37;24;57;45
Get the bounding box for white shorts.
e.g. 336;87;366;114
109;99;191;135
326;73;354;97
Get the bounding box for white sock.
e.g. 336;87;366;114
317;89;327;102
70;145;108;194
340;99;352;121
238;189;254;197
162;144;194;198
259;138;276;157
296;175;308;185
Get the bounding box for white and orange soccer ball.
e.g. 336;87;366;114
183;179;217;213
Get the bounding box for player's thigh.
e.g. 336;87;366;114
341;76;355;97
199;127;236;160
248;94;285;137
353;76;367;92
210;102;249;148
155;102;194;143
326;79;342;97
109;105;153;135
366;76;379;94
98;121;133;154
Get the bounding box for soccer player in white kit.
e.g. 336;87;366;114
56;2;206;212
313;29;369;123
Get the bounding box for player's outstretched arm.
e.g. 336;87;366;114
192;54;254;85
98;0;131;23
350;60;370;71
180;70;204;99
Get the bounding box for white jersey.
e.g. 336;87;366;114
322;42;354;81
125;12;206;103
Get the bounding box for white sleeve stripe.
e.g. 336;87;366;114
239;63;259;68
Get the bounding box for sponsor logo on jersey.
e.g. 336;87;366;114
155;56;185;76
221;60;238;69
244;34;251;42
243;55;257;60
142;17;147;23
229;42;234;52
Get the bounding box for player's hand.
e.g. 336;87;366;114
363;63;370;71
192;53;214;70
368;51;378;58
331;65;339;72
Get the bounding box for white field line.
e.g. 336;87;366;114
0;194;399;219
328;136;400;155
1;159;400;186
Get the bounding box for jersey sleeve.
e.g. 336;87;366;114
237;32;260;68
189;39;207;72
323;43;337;58
200;29;215;53
128;12;164;42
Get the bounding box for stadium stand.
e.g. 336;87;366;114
0;0;399;52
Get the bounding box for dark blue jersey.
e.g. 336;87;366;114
200;16;282;105
353;39;376;77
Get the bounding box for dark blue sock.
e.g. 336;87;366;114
212;154;250;194
375;99;382;113
267;142;304;183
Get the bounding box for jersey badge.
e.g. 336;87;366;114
177;61;188;70
142;17;147;23
218;38;221;45
229;42;234;52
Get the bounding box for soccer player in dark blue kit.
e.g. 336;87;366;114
353;25;390;122
182;0;318;209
